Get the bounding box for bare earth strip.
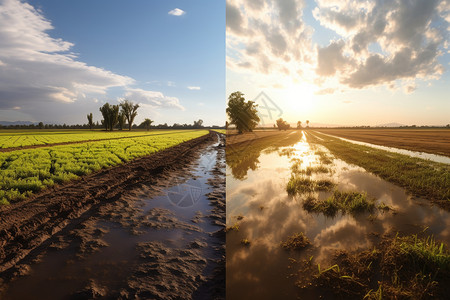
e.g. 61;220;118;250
314;128;450;157
227;129;297;146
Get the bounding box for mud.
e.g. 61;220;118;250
0;131;225;299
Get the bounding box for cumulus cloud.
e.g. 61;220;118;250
123;88;184;110
0;0;184;123
228;0;449;94
168;8;185;16
314;0;448;90
226;0;315;84
0;0;133;116
187;86;201;90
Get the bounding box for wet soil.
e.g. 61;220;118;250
227;130;295;147
0;132;225;299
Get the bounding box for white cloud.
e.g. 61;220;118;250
226;0;316;87
187;86;201;90
0;0;133;115
168;8;185;16
314;0;447;90
123;88;185;111
227;0;449;94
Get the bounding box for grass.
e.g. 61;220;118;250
286;176;335;196
0;130;208;204
0;129;191;149
303;190;375;217
211;129;226;134
297;233;450;299
316;150;333;165
308;132;450;208
241;238;251;246
226;223;240;232
281;232;311;250
278;148;295;157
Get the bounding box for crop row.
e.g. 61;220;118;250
0;129;186;149
0;130;208;204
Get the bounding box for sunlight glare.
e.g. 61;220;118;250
283;83;316;114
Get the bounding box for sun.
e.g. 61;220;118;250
283;82;316;114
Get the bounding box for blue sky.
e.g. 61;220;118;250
0;0;225;126
226;0;450;126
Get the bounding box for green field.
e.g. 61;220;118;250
0;130;209;205
0;129;193;149
211;129;226;134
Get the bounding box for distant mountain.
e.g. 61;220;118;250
376;122;407;127
0;121;36;126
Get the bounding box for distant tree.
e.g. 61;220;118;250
193;119;204;129
99;103;119;131
297;121;302;129
87;113;94;130
117;112;126;130
306;120;310;128
120;100;139;131
141;118;154;131
276;118;290;131
226;91;260;134
38;122;44;129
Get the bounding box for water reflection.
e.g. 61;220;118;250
226;130;450;300
226;131;302;180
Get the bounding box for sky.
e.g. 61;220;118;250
0;0;225;126
226;0;450;127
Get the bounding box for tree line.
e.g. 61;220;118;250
226;91;312;133
95;100;140;131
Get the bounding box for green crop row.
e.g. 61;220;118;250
0;130;208;204
0;129;188;149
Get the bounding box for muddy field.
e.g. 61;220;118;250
226;130;450;299
315;128;450;157
0;132;225;299
226;129;290;146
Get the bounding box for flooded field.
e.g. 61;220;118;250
226;130;450;299
1;134;225;299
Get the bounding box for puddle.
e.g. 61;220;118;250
226;131;450;300
3;138;225;299
316;131;450;164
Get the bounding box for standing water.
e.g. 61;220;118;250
226;131;450;299
3;135;225;299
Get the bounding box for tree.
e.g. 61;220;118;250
117;112;126;130
306;120;310;128
141;118;153;131
99;103;119;131
297;121;302;129
87;113;94;130
193;119;203;129
38;122;44;129
226;91;260;134
120;100;139;131
276;118;290;131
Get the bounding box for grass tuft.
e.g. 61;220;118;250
298;233;450;299
281;232;311;250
